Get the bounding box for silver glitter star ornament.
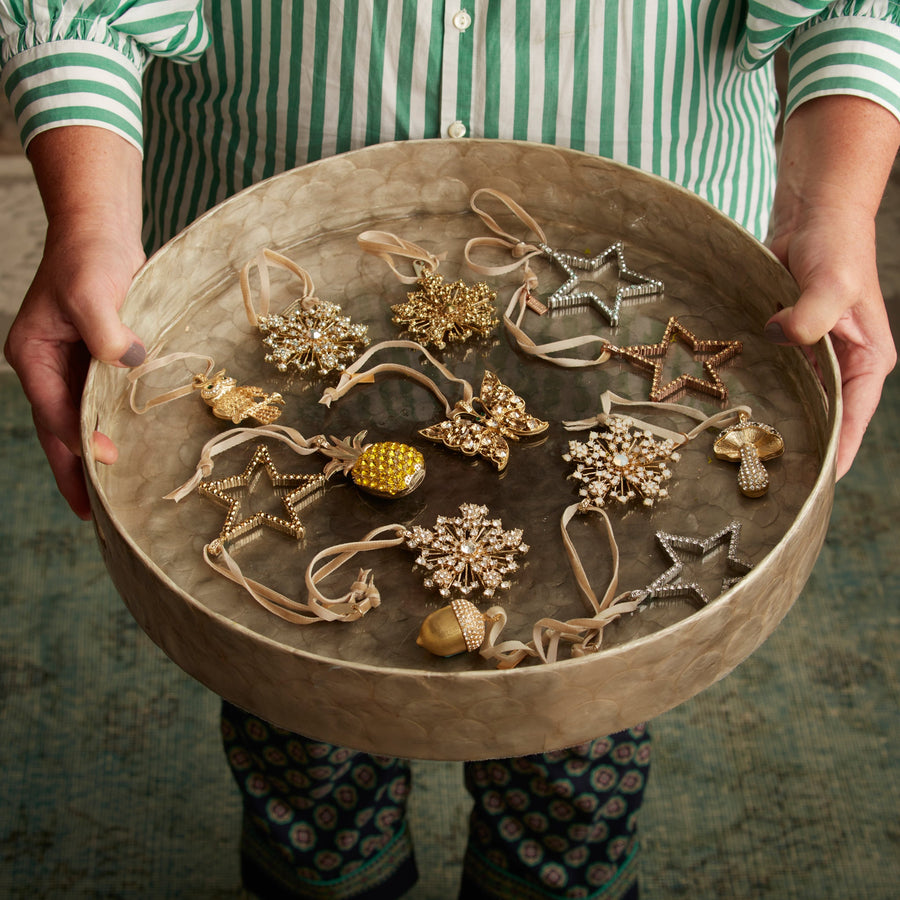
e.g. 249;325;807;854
537;240;664;326
403;503;528;600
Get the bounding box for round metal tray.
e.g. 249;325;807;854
82;140;839;760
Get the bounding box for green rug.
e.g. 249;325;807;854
1;368;897;898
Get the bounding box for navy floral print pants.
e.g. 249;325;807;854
222;701;650;900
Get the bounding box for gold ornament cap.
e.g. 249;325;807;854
416;599;486;656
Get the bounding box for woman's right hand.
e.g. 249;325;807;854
3;126;146;519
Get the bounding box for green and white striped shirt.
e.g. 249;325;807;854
2;1;899;244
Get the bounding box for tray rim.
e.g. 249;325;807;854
81;138;842;756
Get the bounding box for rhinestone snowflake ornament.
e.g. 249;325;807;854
563;416;682;509
257;300;369;376
403;503;528;600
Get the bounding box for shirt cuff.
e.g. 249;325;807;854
1;39;145;153
785;15;900;124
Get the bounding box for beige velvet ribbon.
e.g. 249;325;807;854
240;247;319;323
204;542;383;625
465;187;617;368
318;339;475;415
478;503;642;669
164;423;327;502
357;231;444;284
126;342;217;413
564;391;753;445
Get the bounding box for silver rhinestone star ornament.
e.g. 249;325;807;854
538;240;664;326
563;415;682;509
643;521;754;608
403;502;528;599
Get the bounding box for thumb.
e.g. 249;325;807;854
62;266;147;368
764;274;855;347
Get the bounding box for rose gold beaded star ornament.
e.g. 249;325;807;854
610;316;743;402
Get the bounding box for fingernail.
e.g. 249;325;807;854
764;322;789;344
119;342;146;367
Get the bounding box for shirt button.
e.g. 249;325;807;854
447;120;467;139
452;9;472;31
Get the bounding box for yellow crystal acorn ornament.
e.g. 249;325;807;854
417;599;496;656
319;432;426;498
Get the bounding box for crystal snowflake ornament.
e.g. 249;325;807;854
402;503;528;600
257;299;369;376
563;415;682;509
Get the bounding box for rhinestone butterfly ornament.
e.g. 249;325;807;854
403;503;529;600
241;248;369;378
419;370;549;470
563;415;682;509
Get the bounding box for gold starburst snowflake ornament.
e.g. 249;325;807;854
241;248;369;377
564;415;682;509
391;268;498;349
403;503;528;599
358;230;498;349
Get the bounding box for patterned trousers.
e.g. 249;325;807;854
222;701;650;900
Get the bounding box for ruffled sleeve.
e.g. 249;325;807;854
737;1;900;124
0;1;209;152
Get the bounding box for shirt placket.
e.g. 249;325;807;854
440;3;475;139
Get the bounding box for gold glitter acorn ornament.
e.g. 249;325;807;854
417;599;500;656
318;433;426;498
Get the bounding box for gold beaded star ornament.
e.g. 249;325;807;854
198;444;327;550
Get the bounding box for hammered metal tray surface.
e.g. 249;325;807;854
82;140;839;760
